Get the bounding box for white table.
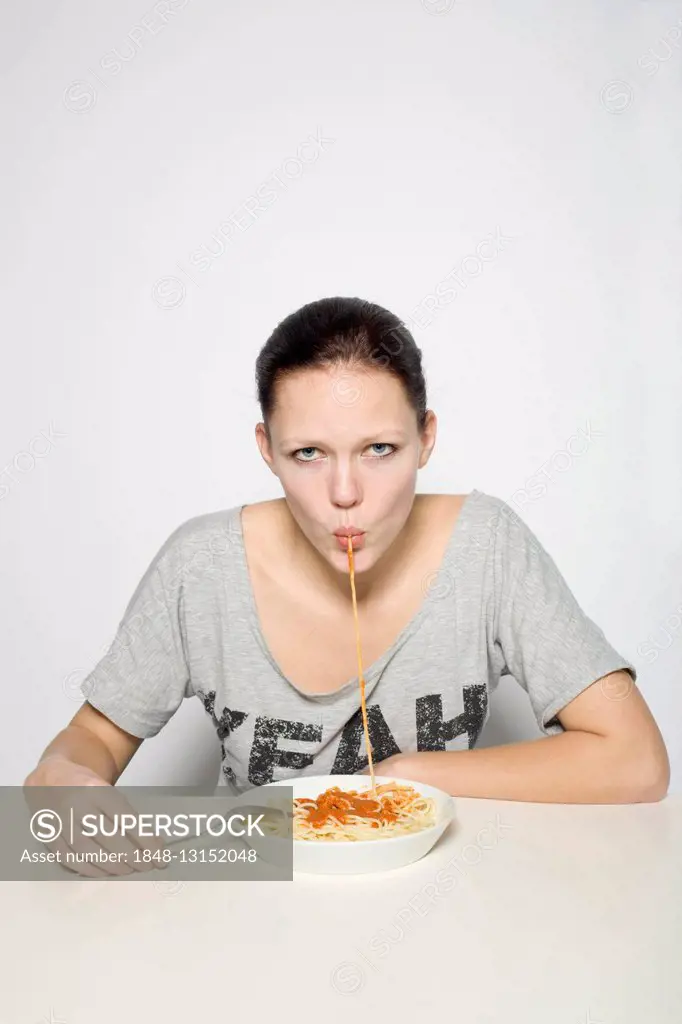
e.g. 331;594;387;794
3;794;681;1023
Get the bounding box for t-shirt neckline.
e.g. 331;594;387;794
231;490;481;703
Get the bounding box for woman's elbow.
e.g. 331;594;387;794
631;745;671;803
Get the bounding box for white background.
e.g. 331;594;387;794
1;0;680;791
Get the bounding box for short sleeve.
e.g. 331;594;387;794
491;500;637;737
80;526;193;739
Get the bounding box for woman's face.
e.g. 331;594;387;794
256;363;436;574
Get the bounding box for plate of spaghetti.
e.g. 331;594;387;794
259;774;455;875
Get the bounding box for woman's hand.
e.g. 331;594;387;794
23;755;166;878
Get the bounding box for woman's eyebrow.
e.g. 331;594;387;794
360;430;409;442
279;430;409;449
278;438;322;449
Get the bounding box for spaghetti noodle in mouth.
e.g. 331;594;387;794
289;534;437;843
346;534;376;793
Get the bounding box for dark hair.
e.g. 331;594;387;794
255;297;428;430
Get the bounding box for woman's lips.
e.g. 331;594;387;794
334;532;366;551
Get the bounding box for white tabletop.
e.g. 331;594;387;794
3;794;681;1023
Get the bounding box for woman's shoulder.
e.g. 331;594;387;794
416;491;534;559
167;499;290;557
416;489;506;524
153;505;247;565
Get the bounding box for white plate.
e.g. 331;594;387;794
254;775;455;875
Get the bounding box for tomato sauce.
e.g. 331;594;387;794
299;787;399;828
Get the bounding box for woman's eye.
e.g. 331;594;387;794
366;443;395;457
294;447;320;462
293;444;396;461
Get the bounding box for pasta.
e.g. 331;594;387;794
293;781;437;842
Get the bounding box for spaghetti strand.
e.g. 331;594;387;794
347;535;376;794
277;536;438;843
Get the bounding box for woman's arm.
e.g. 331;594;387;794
371;672;670;804
24;702;143;786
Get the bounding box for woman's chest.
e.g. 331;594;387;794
188;573;495;791
238;494;471;695
257;601;408;694
249;571;432;694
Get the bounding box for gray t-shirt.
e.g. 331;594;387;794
80;489;636;793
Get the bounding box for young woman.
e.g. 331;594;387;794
25;297;669;807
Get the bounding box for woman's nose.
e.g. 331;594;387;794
329;467;361;508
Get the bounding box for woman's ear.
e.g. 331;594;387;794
417;410;437;469
255;422;277;473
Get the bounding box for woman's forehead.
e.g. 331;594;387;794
272;364;411;415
